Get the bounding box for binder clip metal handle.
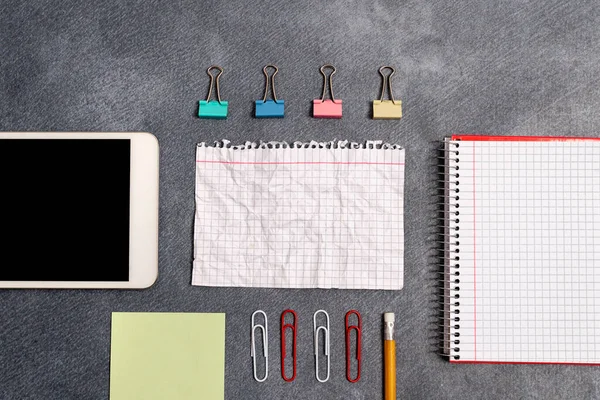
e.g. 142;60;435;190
373;66;402;119
313;310;330;383
313;64;342;118
198;65;228;119
319;64;337;102
262;65;279;103
251;310;268;382
206;65;224;104
378;66;398;104
255;65;284;118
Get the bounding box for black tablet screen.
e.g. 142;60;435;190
0;139;130;281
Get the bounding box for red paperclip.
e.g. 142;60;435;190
345;310;362;383
281;309;297;382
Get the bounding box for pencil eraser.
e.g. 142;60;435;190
384;313;395;323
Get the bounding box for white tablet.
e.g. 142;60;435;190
0;132;159;288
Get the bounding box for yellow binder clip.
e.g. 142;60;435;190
373;66;402;120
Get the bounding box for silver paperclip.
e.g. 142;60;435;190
251;310;268;382
313;310;330;383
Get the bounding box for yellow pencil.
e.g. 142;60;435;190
384;313;396;400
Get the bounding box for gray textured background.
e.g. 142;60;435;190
1;0;600;399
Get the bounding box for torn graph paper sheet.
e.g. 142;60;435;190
193;140;405;290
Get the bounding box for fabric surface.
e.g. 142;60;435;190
1;0;600;399
193;141;405;290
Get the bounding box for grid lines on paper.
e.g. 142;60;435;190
193;145;405;290
455;140;600;363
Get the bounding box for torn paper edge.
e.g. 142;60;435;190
197;140;404;150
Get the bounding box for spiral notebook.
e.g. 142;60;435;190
441;135;600;364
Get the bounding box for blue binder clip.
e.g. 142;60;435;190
255;65;284;118
198;66;228;119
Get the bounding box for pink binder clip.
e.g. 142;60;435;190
313;64;342;119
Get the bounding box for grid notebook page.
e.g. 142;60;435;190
449;138;600;363
193;141;405;290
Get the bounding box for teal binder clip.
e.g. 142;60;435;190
255;65;284;118
198;65;228;119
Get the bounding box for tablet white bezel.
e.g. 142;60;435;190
0;132;159;289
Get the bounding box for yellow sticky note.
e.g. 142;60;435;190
110;312;226;400
373;100;402;119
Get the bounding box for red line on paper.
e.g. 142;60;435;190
472;142;477;360
451;360;600;366
196;160;405;165
451;134;600;142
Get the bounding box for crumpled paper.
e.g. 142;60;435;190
193;140;405;290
